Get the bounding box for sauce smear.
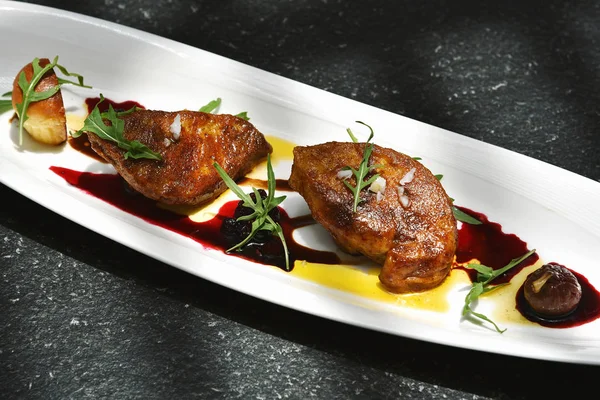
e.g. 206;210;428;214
50;167;339;268
454;206;538;283
85;97;145;113
68;133;107;163
50;165;600;327
239;177;292;192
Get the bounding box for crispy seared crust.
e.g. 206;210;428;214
87;110;272;206
12;58;67;145
288;141;457;293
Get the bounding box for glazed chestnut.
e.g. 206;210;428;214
523;263;582;318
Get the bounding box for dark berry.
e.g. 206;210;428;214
268;206;280;223
220;217;250;243
253;228;273;243
234;201;254;219
234;189;281;223
249;189;267;201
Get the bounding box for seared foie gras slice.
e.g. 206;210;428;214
288;141;457;293
87;110;272;206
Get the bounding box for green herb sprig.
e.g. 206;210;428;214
0;91;12;114
199;97;250;121
213;154;289;270
13;56;91;145
199;98;222;113
462;249;536;333
453;206;481;225
73;94;161;160
234;111;250;120
343;121;383;213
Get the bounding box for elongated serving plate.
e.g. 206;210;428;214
1;1;600;365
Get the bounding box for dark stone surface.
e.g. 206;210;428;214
2;0;600;399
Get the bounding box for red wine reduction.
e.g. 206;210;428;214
454;206;539;283
85;97;145;113
49;167;339;268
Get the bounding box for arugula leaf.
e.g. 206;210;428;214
234;111;250;121
199;98;250;120
199;98;222;113
343;121;380;212
213;154;290;271
73;94;161;160
54;63;89;88
0;93;12;114
453;206;482;225
13;56;91;145
462;249;536;333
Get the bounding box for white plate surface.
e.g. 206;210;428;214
1;1;600;365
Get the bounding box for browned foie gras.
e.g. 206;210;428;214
288;142;458;293
87;110;272;206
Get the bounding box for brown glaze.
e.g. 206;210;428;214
238;177;292;192
68;132;107;163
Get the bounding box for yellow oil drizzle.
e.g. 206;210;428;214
66;114;85;133
291;261;471;312
243;135;296;177
159;189;234;223
487;262;543;326
265;135;295;163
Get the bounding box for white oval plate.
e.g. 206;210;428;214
1;1;599;365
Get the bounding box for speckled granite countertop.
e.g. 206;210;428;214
2;1;600;399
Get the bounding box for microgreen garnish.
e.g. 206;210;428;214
13;56;91;145
0;92;12;114
462;249;536;333
199;98;250;120
453;206;481;225
234;111;250;121
343;121;383;212
213;154;290;270
73;94;161;160
199;98;222;113
435;174;443;181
